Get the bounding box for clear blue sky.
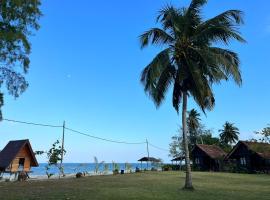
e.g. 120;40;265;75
0;0;270;163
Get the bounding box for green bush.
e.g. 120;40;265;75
162;164;181;171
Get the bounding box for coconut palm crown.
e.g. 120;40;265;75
187;109;201;147
139;0;245;189
187;109;201;132
219;121;240;145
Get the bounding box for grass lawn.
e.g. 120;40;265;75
0;171;269;200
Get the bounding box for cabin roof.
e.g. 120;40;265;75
195;144;226;159
226;141;270;160
138;157;161;162
0;139;38;170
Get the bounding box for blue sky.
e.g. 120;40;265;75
0;0;270;163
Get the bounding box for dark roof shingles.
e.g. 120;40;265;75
242;141;270;159
196;144;226;159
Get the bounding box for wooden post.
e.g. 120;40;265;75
146;139;150;170
60;121;65;173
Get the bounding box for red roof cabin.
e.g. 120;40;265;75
225;141;270;173
0;139;38;174
191;144;226;171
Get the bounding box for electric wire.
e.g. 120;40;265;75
65;127;146;145
148;142;169;152
2;118;168;150
2;118;62;128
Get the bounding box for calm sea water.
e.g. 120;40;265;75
31;163;153;176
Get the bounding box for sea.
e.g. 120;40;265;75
31;163;154;176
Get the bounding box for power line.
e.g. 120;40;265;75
2;118;169;151
65;127;146;145
148;142;169;152
2;118;62;128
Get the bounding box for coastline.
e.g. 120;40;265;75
0;170;135;182
28;171;115;181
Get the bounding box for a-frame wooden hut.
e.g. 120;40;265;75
0;139;38;174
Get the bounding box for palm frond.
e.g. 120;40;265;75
141;48;171;92
172;76;182;113
140;28;174;48
189;46;242;85
204;10;244;26
184;58;215;112
151;65;175;107
185;0;207;27
208;47;242;85
194;10;246;44
188;46;228;83
157;5;185;34
187;0;207;15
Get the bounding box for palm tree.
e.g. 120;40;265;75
219;122;240;146
187;109;201;147
139;0;245;189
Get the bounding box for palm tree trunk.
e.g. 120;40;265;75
182;91;193;189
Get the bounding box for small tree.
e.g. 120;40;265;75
112;161;119;174
255;125;270;143
169;133;183;159
200;130;220;145
103;163;109;174
169;125;214;158
46;140;66;179
93;156;104;174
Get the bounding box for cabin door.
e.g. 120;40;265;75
18;158;25;171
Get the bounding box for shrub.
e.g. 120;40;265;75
162;164;181;171
113;169;119;175
76;172;84;178
135;167;141;173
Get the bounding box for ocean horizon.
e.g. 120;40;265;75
31;163;156;176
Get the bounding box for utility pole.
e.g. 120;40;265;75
60;121;65;173
146;139;150;170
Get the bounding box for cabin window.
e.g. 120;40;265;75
195;158;200;164
240;157;246;166
18;158;25;171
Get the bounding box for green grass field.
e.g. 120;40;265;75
0;171;269;200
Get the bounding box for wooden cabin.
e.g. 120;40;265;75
225;141;270;173
191;144;226;171
0;139;38;173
